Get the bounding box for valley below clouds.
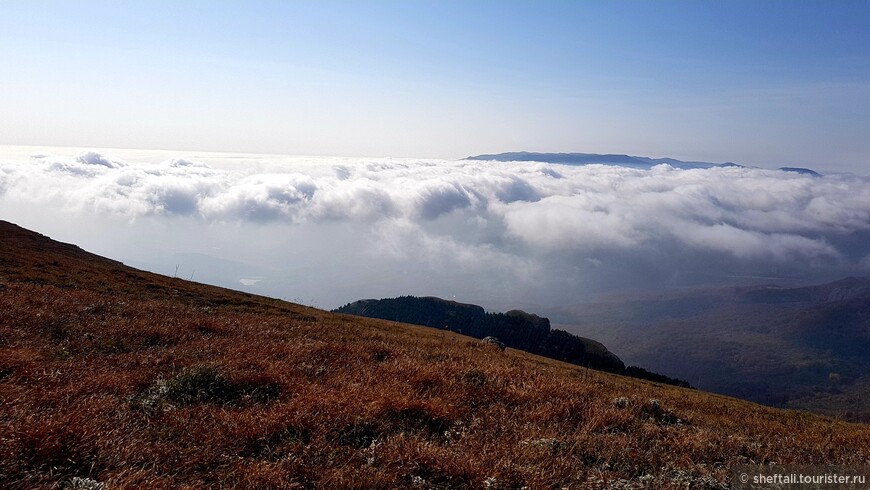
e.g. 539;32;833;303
1;147;869;310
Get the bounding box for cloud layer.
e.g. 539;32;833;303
1;150;869;308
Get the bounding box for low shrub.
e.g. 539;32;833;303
146;365;281;407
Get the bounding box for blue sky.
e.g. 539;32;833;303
1;1;868;171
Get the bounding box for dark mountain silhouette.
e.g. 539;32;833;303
334;296;692;388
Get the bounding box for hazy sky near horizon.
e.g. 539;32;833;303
1;1;869;172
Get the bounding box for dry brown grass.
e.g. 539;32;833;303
1;221;869;488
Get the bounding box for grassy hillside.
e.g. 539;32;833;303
1;220;869;488
549;282;870;421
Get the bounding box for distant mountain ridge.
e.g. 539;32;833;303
778;167;822;177
467;151;822;175
334;295;692;388
549;277;870;420
466;151;741;169
742;277;870;304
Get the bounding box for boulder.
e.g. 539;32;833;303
482;336;505;351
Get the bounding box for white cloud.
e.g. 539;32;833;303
668;222;840;261
1;149;869;307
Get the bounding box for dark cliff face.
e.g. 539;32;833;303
335;296;627;374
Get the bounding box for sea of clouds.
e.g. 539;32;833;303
1;149;869;309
